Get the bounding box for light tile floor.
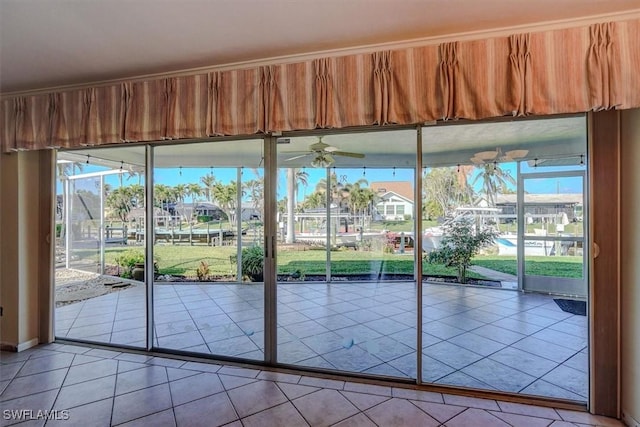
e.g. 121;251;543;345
0;343;621;427
55;281;588;401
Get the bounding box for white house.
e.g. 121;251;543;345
370;181;414;220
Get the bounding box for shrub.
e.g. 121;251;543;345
114;249;158;279
241;245;264;282
196;260;211;281
425;216;498;284
114;249;145;278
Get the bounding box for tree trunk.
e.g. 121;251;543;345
286;169;296;244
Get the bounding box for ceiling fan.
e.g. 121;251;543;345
470;148;529;165
285;137;365;167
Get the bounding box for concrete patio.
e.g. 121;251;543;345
55;279;588;402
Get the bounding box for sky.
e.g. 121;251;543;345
60;161;585;202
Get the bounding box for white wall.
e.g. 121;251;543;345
0;151;48;351
621;108;640;425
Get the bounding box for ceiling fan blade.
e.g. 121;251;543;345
470;156;485;165
474;150;498;161
285;153;312;161
331;151;365;159
505;149;529;159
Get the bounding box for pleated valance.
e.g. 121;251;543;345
1;18;639;153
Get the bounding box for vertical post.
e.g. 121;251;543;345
263;135;278;364
236;167;243;280
326;167;331;282
145;146;155;351
64;178;71;269
517;162;524;292
99;174;105;275
416;126;423;385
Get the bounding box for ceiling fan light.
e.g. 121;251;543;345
311;153;334;168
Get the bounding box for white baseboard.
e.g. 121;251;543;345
1;338;40;352
623;410;640;427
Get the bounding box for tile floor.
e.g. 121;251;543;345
55;280;588;401
0;343;621;427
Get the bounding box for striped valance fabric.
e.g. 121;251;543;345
1;19;639;152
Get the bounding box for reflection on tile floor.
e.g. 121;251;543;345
56;281;588;401
1;343;620;427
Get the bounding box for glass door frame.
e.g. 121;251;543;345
517;168;588;297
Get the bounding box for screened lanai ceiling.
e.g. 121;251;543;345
1;0;639;93
58;116;586;169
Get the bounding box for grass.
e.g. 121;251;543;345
472;255;583;278
85;245;582;280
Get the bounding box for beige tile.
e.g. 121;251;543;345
292;389;359;427
169;372;225;406
410;400;466;424
180;361;222;373
392;387;443;403
111;383;173;425
366;398;439;427
298;376;344;390
549;421;581;427
443;394;501;411
343;382;392;396
174;393;238;427
241;402;310;427
332;413;378;427
556;409;624;426
257;371;301;383
445;408;510;427
491;411;554;427
340;390;389;411
117;409;176;427
0;390;59;427
47;398;113;427
227;381;288;418
496;401;561;419
217;365;260;378
218;374;257;390
53;375;116;410
277;382;319;400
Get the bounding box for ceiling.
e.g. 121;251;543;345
58;116;587;169
2;0;639;93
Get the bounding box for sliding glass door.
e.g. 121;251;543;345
274;131;418;377
152;140;265;359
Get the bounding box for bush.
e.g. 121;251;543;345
241;245;264;282
196;260;210;281
114;249;158;279
114;249;145;278
425;216;498;284
55;223;63;238
197;215;212;223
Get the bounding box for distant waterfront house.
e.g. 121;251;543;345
371;181;414;220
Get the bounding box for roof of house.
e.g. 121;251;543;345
370;181;414;202
496;194;583;204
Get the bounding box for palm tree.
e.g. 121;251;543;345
300;191;325;210
211;181;238;225
199;173;216;202
295;168;309;206
243;178;264;218
472;163;515;207
185;183;203;203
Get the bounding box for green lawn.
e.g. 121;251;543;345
93;246;582;280
472;255;583;278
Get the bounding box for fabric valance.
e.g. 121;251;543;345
1;19;639;153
